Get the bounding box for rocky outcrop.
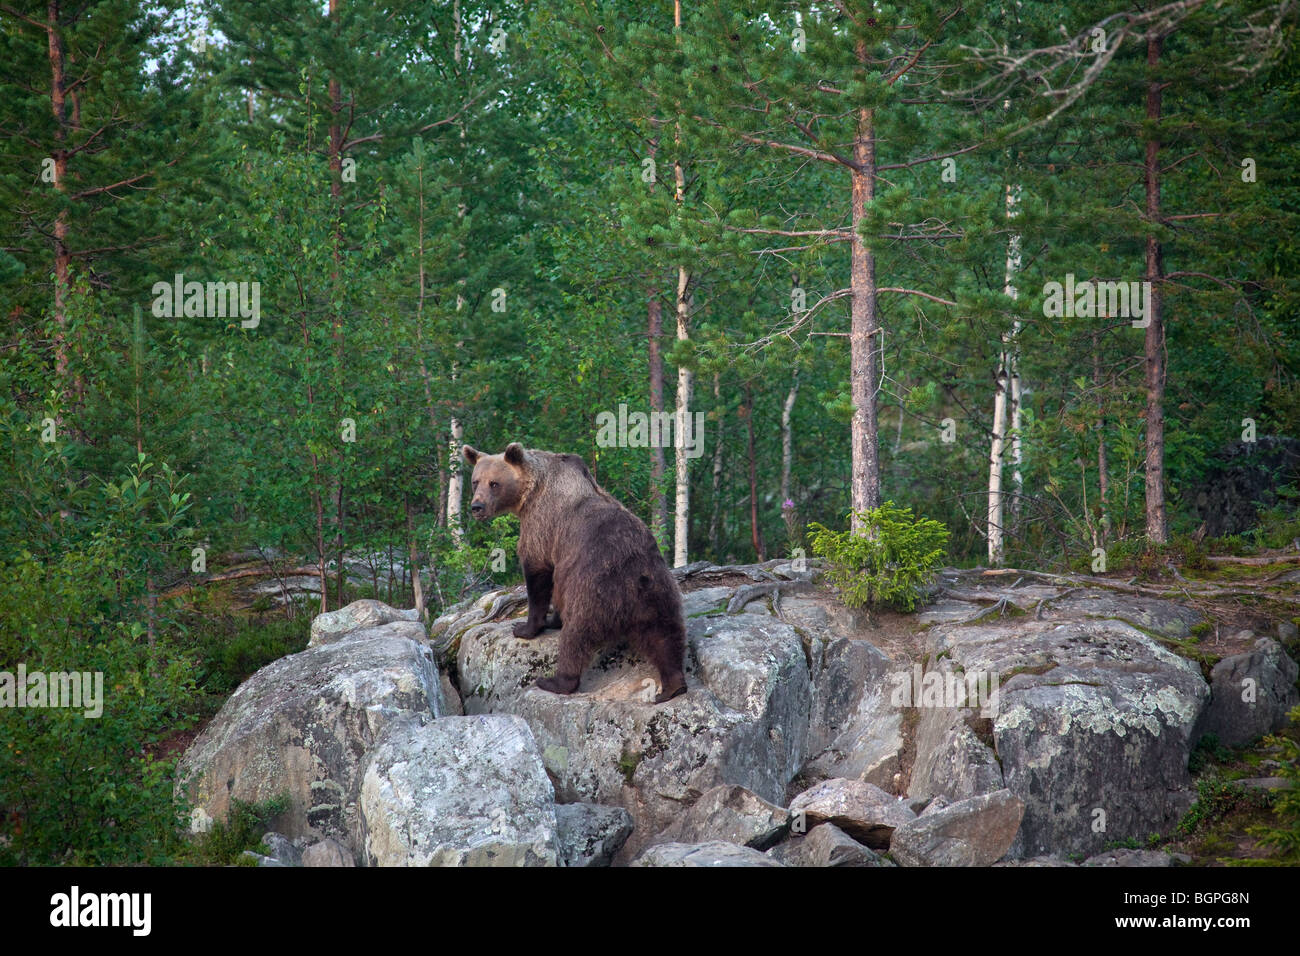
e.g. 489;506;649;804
455;569;812;862
309;599;422;647
180;560;1298;867
910;572;1214;859
176;618;445;847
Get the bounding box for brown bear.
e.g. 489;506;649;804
461;442;687;703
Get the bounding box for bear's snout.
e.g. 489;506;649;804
470;500;487;518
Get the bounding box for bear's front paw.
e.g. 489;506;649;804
535;674;580;695
512;621;540;639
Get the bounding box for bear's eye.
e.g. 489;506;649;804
489;480;499;489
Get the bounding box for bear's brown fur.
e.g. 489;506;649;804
462;442;687;703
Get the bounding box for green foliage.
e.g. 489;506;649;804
0;545;195;865
181;613;310;705
1177;777;1273;838
808;503;950;613
427;516;522;610
1189;733;1234;774
1242;706;1300;864
182;795;291;866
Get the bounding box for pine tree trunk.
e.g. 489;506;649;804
708;372;724;557
46;1;71;396
1095;330;1110;545
743;386;764;561
1143;33;1168;544
848;89;881;531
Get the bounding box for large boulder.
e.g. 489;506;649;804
177;618;445;846
358;713;559;867
456;602;810;862
787;778;916;849
648;785;789;850
766;823;883;867
799;631;903;789
1193;637;1300;747
918;612;1209;858
309;599;421;647
890;789;1024;867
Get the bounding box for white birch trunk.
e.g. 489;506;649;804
988;181;1021;565
673;265;692;567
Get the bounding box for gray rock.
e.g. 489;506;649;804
802;637;903;789
177;625;445;847
787;778;915;849
631;841;784;867
890;789;1025;867
906;664;1005;804
358;713;559;867
1235;776;1293;790
649;785;788;850
429;587;528;665
302;838;355;867
260;832;302;866
767;823;882;867
309;599;420;646
1082;849;1190;867
240;851;286;867
681;587;733;619
555;803;634;867
920;795;951;817
456;606;810;863
994;855;1077;867
440;672;464;716
919;613;1209;858
1194;638;1300;747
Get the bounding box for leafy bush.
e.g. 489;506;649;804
1189;733;1233;774
808;502;949;612
426;515;521;611
0;545;195;865
182;794;291;866
1177;777;1272;837
1243;706;1300;863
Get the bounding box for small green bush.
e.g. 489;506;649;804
183;794;291;865
1243;705;1300;863
808;502;950;613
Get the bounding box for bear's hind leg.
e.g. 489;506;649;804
632;623;687;704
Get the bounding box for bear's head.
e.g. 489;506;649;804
462;442;528;519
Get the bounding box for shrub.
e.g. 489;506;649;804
808;502;949;612
0;546;195;865
1243;705;1300;864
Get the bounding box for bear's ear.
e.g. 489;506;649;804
461;445;480;466
503;442;526;467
